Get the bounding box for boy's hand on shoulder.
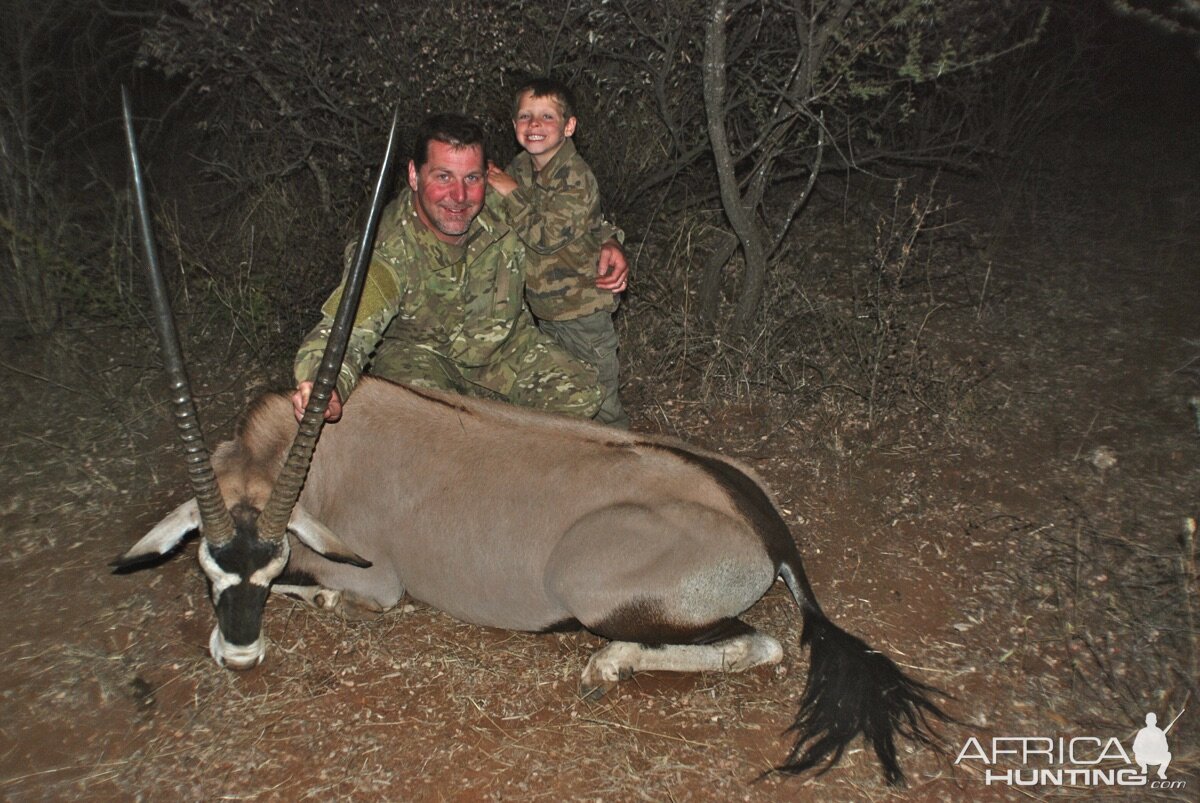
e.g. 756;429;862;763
487;162;517;196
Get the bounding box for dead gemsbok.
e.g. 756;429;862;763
113;93;948;785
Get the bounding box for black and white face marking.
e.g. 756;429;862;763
197;514;290;669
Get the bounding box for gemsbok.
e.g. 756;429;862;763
114;92;949;785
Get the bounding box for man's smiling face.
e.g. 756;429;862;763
408;140;486;244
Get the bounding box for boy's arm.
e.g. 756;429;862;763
501;160;603;255
487;163;518;196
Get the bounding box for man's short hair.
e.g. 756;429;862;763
513;76;576;120
412;114;487;169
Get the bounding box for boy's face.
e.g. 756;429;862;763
408;140;486;245
513;90;577;169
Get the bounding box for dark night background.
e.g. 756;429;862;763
1;1;1197;799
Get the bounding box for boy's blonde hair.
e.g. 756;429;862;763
513;76;576;120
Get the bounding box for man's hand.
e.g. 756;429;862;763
487;162;517;196
596;239;629;293
291;381;343;423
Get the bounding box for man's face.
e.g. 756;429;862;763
408;141;486;244
513;91;576;169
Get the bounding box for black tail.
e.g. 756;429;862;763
781;610;948;785
775;564;951;785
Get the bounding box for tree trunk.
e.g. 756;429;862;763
702;0;767;334
698;230;737;324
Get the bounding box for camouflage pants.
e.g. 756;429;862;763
369;328;602;419
539;310;628;429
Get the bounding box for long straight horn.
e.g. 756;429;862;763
122;86;236;547
256;110;401;542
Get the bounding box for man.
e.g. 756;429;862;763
1132;712;1173;780
292;113;627;421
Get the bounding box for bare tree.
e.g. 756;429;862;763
138;0;1052;338
0;0;150;331
140;0;536;213
1105;0;1200;56
698;0;1047;333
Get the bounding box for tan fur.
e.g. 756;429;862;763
212;394;293;512
131;376;944;785
219;378;780;633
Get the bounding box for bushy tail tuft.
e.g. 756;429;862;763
776;608;951;786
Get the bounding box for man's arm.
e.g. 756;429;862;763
291;381;342;422
291;233;408;422
596;239;628;292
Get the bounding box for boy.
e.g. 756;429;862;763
488;77;629;428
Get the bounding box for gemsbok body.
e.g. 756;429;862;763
115;94;947;785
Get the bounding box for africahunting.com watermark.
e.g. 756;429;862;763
955;710;1187;790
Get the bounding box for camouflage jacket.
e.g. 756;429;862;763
294;189;531;401
502;139;622;321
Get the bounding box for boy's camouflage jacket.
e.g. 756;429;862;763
294;188;533;402
502;138;622;321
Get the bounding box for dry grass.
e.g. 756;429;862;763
3;119;1199;800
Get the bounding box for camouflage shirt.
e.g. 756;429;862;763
294;188;532;401
502;139;622;321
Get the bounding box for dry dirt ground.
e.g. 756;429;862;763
1;117;1197;801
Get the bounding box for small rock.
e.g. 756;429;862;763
1089;446;1117;472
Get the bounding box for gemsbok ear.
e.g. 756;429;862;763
111;498;200;571
288;506;372;568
